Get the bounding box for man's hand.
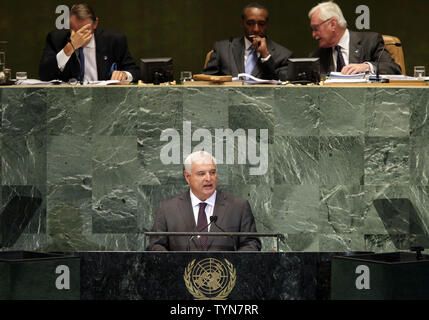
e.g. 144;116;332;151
70;24;93;49
250;35;270;59
64;24;93;56
110;70;127;81
341;63;371;75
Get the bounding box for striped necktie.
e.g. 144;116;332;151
245;47;257;76
78;47;85;81
197;202;208;249
335;45;345;72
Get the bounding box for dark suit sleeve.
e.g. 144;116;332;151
370;33;402;75
148;201;169;251
112;33;140;81
238;200;262;251
260;50;293;81
39;30;75;81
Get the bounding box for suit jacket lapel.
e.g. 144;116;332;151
320;47;334;76
207;190;228;249
94;29;109;80
180;191;196;231
232;38;245;74
348;31;363;64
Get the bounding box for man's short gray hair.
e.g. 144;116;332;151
308;1;347;29
184;151;216;173
71;3;97;22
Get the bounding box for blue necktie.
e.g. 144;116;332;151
78;47;85;81
245;47;257;77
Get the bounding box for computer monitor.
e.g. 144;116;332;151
140;57;174;84
287;58;320;84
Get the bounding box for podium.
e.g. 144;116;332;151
79;251;338;300
0;251;80;300
331;251;429;299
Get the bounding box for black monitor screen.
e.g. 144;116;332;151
140;57;174;84
287;58;320;84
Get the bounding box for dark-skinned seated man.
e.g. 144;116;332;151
203;2;293;81
39;3;139;83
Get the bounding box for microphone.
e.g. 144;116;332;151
210;216;237;251
375;42;401;82
186;216;217;251
67;38;84;85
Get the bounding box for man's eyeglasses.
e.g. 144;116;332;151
311;18;331;32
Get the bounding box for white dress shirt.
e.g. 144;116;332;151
56;35;132;82
190;189;217;231
333;29;374;73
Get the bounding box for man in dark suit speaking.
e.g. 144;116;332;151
149;151;261;251
309;1;401;77
39;3;139;82
203;3;293;81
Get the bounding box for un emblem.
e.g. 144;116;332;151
184;258;236;300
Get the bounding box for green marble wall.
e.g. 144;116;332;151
0;86;428;253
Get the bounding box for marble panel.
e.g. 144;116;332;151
274;87;319;136
365;88;410;137
364;137;410;185
319;87;366;136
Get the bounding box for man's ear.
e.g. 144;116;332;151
184;170;191;184
329;18;338;31
93;17;99;29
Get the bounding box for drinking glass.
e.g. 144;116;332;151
414;66;425;79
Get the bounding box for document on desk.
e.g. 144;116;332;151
15;79;63;85
325;72;368;83
14;79;130;86
368;74;424;81
88;80;132;85
232;73;284;84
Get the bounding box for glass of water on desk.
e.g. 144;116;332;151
414;66;425;79
16;72;27;81
179;71;193;84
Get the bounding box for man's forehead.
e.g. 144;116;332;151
244;8;268;20
192;160;215;166
191;161;216;170
70;15;94;27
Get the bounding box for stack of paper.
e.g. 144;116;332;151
233;73;284;84
325;72;368;84
15;79;63;85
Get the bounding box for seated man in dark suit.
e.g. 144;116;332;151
39;3;139;82
149;151;261;252
309;1;401;77
203;3;293;81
